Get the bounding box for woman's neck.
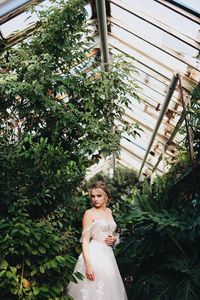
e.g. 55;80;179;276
92;206;107;211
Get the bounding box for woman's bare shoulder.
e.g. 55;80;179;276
83;208;94;221
82;209;94;228
84;208;93;216
106;207;113;215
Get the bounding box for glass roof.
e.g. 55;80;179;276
0;0;199;179
0;0;30;17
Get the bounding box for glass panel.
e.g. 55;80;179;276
172;0;200;13
111;24;189;73
1;10;39;38
0;0;30;17
112;0;200;38
1;0;91;39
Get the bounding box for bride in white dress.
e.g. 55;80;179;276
67;181;128;300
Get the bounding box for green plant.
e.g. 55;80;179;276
116;173;200;300
0;213;82;300
179;84;200;160
0;0;140;298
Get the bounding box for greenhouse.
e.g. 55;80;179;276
0;0;200;299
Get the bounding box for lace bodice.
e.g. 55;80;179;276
82;219;117;243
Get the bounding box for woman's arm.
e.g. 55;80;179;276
104;233;118;246
104;208;119;246
81;210;95;281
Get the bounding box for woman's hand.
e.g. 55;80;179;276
86;264;95;281
105;234;117;246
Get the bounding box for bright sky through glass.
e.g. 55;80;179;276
0;0;91;38
110;0;199;78
0;0;30;17
0;0;50;38
173;0;200;12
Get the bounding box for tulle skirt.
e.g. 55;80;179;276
67;240;128;300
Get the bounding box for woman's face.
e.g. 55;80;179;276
90;188;107;209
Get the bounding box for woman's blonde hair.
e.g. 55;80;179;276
89;181;111;204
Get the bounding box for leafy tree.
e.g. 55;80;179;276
0;0;139;299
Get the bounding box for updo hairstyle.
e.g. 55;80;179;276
89;181;111;204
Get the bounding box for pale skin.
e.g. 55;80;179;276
82;188;117;281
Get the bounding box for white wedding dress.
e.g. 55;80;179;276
67;218;128;300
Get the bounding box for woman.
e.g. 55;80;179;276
67;181;128;300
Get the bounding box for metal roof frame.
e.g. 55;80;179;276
91;0;199;178
110;0;199;50
0;0;199;179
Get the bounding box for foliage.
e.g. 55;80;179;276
176;84;200;163
185;84;200;159
0;136;85;218
116;170;200;300
0;0;140;299
0;212;82;300
0;1;139;159
0;135;83;299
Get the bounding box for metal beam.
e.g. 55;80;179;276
95;0;110;64
138;72;179;179
152;112;185;172
95;0;118;173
